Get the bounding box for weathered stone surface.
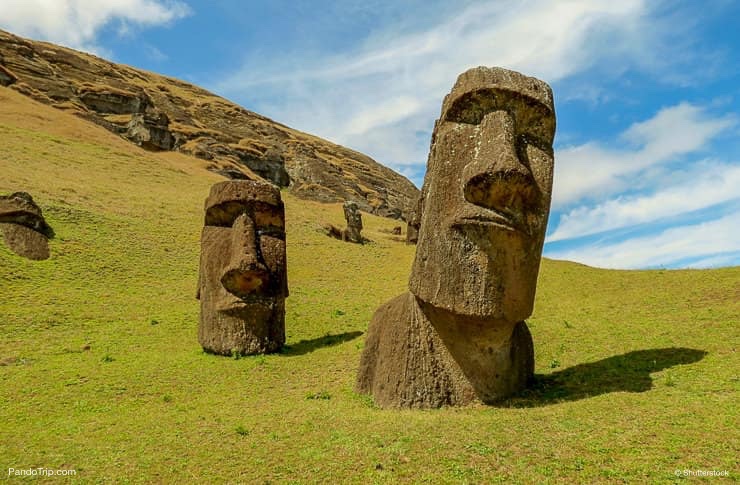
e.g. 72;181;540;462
357;66;556;408
197;180;287;355
0;192;53;260
0;64;17;86
0;29;419;219
342;201;363;243
125;110;175;151
77;84;151;114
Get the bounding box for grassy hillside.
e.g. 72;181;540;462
1;86;738;483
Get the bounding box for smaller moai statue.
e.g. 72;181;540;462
0;191;53;260
405;195;422;244
197;180;288;356
342;200;363;243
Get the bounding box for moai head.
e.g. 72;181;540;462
0;192;53;260
197;180;288;355
409;67;555;321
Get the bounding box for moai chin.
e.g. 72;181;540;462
342;201;363;243
197;180;288;356
0;192;53;260
357;67;556;408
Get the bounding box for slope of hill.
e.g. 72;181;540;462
1;87;738;482
0;29;419;220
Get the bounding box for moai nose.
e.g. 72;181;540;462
220;213;271;298
463;110;539;213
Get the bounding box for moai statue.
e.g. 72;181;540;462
342;200;363;243
197;180;288;356
357;67;556;408
405;195;422;244
0;192;53;260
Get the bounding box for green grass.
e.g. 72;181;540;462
1;89;738;483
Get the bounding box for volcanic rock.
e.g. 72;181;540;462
0;29;418;219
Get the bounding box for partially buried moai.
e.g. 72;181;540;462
342;200;363;243
197;180;288;355
357;67;556;408
0;192;53;260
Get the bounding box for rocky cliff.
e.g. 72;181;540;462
0;30;419;219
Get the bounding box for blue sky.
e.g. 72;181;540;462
2;0;739;269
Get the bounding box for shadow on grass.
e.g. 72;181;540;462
281;331;363;357
502;347;707;407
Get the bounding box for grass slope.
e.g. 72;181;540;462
1;87;738;483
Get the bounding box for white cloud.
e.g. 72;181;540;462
546;211;740;269
548;161;740;242
216;0;657;170
0;0;190;53
553;103;736;208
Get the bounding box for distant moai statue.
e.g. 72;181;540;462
0;191;53;260
405;195;422;244
342;200;363;243
357;67;556;408
197;180;288;355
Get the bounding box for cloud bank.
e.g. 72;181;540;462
0;0;190;53
217;0;660;174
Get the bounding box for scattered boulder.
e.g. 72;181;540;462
197;180;288;355
357;67;556;408
0;191;53;260
391;226;402;235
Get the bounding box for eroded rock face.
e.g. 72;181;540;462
0;64;17;86
0;29;419;218
357;67;556;408
0;192;53;260
125;110;175;151
197;180;288;355
342;201;363;243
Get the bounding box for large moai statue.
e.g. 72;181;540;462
357;67;556;408
342;200;363;243
0;192;53;260
197;180;288;355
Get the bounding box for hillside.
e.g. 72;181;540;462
0;29;419;220
1;87;739;482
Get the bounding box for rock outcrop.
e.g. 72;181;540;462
0;191;53;260
357;67;556;408
0;29;419;219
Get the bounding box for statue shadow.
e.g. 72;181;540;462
501;347;707;408
280;331;363;357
